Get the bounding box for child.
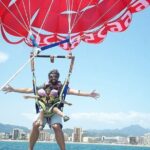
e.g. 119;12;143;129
24;88;72;130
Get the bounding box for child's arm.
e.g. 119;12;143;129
23;95;39;99
62;100;72;106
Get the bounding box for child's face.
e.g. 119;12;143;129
50;89;58;97
45;88;51;95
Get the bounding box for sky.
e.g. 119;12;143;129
0;7;150;130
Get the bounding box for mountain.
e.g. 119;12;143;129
84;125;150;137
121;124;150;136
0;123;150;137
83;129;126;137
0;123;29;133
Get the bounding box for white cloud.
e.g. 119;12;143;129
0;52;8;63
70;111;150;129
21;111;150;129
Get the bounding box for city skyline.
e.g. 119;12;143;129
1;126;150;146
0;122;150;135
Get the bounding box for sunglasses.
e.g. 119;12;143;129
49;74;59;79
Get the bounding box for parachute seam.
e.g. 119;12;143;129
2;23;26;38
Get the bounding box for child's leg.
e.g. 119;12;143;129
52;107;70;122
53;107;64;117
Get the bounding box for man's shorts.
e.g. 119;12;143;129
35;113;63;128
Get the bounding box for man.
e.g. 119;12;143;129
2;69;100;150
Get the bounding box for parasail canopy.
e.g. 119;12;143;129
0;0;150;50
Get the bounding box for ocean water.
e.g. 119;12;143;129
0;141;150;150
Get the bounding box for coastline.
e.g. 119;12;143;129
0;139;150;148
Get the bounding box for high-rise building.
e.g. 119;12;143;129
129;136;138;145
12;128;22;140
72;127;83;142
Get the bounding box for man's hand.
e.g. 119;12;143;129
2;85;14;94
90;90;100;100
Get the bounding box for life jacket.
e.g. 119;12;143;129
36;81;63;115
37;96;60;117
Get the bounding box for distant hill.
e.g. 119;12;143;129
83;125;150;137
121;125;150;136
0;123;150;137
0;123;29;133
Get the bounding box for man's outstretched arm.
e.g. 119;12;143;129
67;88;100;100
2;85;33;94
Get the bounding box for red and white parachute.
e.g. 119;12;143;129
0;0;150;50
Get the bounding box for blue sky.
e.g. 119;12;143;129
0;7;150;130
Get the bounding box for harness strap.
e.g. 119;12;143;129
37;97;60;117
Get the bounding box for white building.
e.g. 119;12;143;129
144;133;150;145
0;132;10;139
83;137;101;143
39;130;51;141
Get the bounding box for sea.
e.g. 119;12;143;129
0;141;150;150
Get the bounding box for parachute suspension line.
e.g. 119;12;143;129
59;54;75;103
21;0;30;28
0;54;37;91
0;1;29;33
37;0;54;38
70;0;94;33
66;0;72;51
0;31;39;92
70;0;83;33
1;23;27;38
85;0;123;31
30;51;40;113
30;52;37;95
13;0;29;30
28;0;31;28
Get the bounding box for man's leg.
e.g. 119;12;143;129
52;124;66;150
29;121;40;150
